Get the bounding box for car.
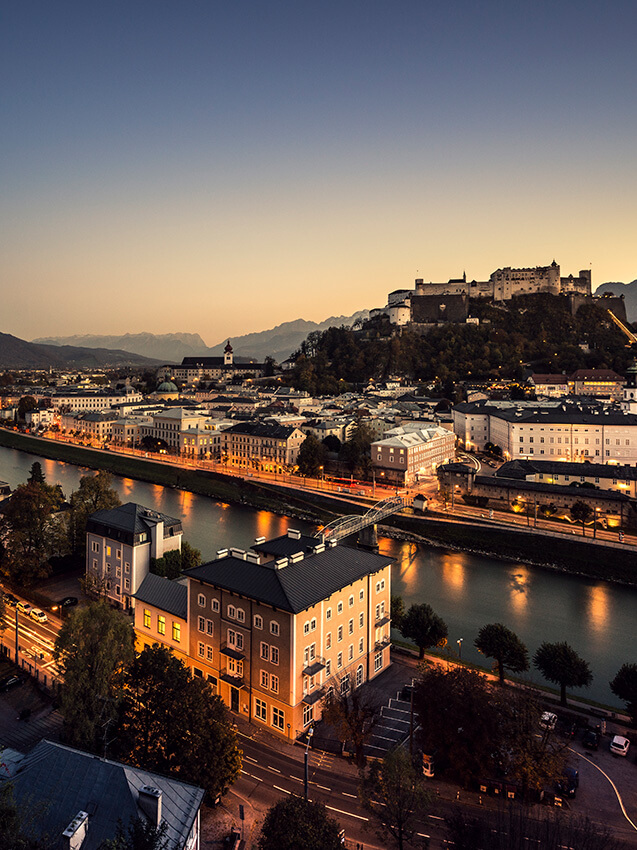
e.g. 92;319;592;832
540;711;558;731
30;608;48;624
2;592;18;608
556;766;579;797
582;728;600;750
0;673;24;693
17;601;33;616
58;596;78;609
610;735;630;757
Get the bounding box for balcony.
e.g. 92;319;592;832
375;635;391;651
375;615;390;627
220;667;245;688
302;687;325;706
220;642;245;662
302;656;326;677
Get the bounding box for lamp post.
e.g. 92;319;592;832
457;637;463;662
304;725;314;800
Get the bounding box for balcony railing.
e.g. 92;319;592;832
220;666;245;688
220;642;245;661
302;655;326;677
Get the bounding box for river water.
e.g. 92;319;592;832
1;446;634;709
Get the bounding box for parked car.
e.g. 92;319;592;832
556;766;579;797
610;735;630;757
17;601;33;616
30;608;48;624
0;673;24;693
59;596;78;609
582;728;601;750
540;711;558;731
2;592;18;608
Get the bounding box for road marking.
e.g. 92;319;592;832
569;747;637;832
325;805;369;821
273;784;291;795
428;814;445;820
416;834;431;840
244;755;257;763
342;792;358;799
289;776;303;783
313;783;331;791
267;765;281;773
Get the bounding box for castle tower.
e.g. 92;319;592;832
224;340;233;366
622;359;637;413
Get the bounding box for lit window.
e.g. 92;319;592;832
158;616;165;635
143;609;151;629
172;623;181;642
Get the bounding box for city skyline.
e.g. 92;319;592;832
2;1;636;342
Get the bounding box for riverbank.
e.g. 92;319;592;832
3;428;637;587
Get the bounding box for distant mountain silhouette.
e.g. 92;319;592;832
595;280;637;323
35;310;370;364
0;332;160;369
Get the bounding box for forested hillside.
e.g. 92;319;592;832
288;295;631;395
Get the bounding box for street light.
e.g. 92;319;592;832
457;638;463;661
304;725;314;800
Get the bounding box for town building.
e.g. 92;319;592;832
86;503;183;611
157;341;266;385
220;422;306;470
528;374;570;398
371;424;456;485
44;388;143;412
3;740;203;850
134;530;392;740
134;572;190;666
568;369;625;400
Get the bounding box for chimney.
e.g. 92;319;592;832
62;812;89;850
138;786;162;827
287;529;301;539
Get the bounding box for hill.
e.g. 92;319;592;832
595;280;637;322
34;310;369;364
0;333;160;369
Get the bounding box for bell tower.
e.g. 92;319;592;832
622;358;637;412
224;340;233;366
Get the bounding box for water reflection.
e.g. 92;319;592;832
587;584;609;634
121;477;134;497
509;567;530;617
441;553;466;598
390;542;421;595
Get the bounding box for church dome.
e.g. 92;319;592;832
156;380;178;393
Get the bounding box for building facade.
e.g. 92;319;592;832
371;424;456;485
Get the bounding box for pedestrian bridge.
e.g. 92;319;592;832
316;495;408;544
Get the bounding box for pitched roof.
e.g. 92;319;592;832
134;573;188;619
87;502;182;536
5;740;204;850
185;544;393;614
252;532;318;558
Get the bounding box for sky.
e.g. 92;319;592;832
2;1;636;346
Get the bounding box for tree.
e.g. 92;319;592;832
533;642;593;706
475;623;529;686
115;645;242;802
180;540;202;571
27;462;45;484
0;781;51;850
54;600;135;752
17;395;38;421
570;500;593;536
296;434;327;476
610;663;637;726
400;603;447;659
360;747;431;850
391;594;405;631
101;817;170;850
322;673;378;766
0;481;66;584
322;434;341;453
67;471;121;555
338;424;373;477
258;796;343;850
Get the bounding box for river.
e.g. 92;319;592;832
1;446;634;709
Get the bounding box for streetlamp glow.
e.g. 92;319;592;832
457;637;463;661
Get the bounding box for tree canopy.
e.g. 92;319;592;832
295;434;327;476
67;471;121;555
322;673;378;766
533;642;593;706
258;796;343;850
400;603;448;659
474;623;529;686
54;600;136;752
610;663;637;726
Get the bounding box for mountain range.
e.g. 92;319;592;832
0;333;160;370
33;310;370;364
595;280;637;323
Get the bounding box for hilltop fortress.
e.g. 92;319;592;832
375;261;615;327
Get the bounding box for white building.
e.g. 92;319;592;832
372;424;456;485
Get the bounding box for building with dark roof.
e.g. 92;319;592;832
134;529;393;740
220;421;306;470
86;503;183;611
4;739;204;850
133;573;189;665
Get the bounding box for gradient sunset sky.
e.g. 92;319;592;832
2;1;636;345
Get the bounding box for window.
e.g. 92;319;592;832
198;593;206;607
106;546;111;557
348;644;354;661
326;659;331;676
271;646;279;665
260;642;269;661
340;676;350;696
228;605;236;619
359;637;364;654
227;658;243;677
206;619;213;636
124;578;130;591
124;562;130;574
143;609;151;629
337;625;343;642
303;704;314;727
116;549;121;559
158;616;165;635
326;607;332;620
206;646;213;662
337;652;343;669
348;618;354;635
326;632;332;650
348;595;354;608
212;599;220;613
310;617;317;631
270;621;280;636
359;613;364;629
255;698;267;721
254;614;263;629
356;665;364;687
260;670;269;687
304;621;310;635
237;608;245;623
198;616;205;633
374;650;383;672
91;541;99;553
272;707;285;730
172;623;181;642
271;675;279;694
359;589;364;601
198;642;205;657
337;602;343;614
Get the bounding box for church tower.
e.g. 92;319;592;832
224;340;233;366
622;359;637;412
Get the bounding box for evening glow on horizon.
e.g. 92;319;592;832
1;1;636;344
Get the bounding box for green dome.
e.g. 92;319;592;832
157;381;178;393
